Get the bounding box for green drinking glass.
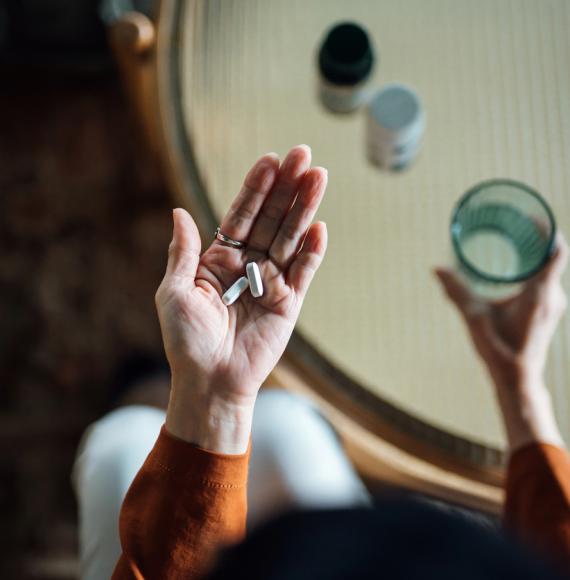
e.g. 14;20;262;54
451;179;556;288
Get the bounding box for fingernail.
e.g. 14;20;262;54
261;152;279;165
257;156;279;171
252;158;278;183
283;146;311;174
295;144;311;159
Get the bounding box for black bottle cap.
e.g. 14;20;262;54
318;22;374;86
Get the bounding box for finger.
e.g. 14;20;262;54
532;231;569;286
166;208;202;282
434;268;476;313
269;167;328;269
247;145;312;253
216;152;280;243
287;221;328;296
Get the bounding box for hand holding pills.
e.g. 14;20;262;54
154;145;328;453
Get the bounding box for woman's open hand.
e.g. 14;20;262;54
156;146;328;452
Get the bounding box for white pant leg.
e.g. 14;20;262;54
247;389;371;529
72;405;166;580
72;391;370;579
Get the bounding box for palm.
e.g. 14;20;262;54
157;146;328;402
174;246;298;397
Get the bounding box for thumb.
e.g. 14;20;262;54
434;267;491;320
166;208;202;281
434;267;474;313
434;268;511;360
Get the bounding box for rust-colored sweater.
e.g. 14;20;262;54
112;427;570;579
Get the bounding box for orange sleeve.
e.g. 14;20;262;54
112;426;249;580
504;442;570;570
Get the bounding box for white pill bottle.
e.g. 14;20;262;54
366;84;425;170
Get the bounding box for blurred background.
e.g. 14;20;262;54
0;1;171;577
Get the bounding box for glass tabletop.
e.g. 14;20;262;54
174;0;570;451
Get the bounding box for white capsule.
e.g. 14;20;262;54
246;262;264;298
222;276;250;306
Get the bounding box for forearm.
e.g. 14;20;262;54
494;373;565;454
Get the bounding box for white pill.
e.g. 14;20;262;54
222;276;250;306
246;262;264;298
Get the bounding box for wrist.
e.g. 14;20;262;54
493;375;564;453
487;358;542;395
165;375;256;454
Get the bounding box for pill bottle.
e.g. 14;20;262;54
318;22;375;114
366;83;425;170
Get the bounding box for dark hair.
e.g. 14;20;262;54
209;499;563;580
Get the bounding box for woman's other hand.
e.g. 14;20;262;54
435;234;568;451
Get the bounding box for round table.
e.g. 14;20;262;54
152;0;570;510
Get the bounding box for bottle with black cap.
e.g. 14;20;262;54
318;22;375;114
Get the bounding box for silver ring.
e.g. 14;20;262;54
214;226;246;249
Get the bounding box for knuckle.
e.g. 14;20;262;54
231;202;256;225
528;292;541;307
268;251;287;271
154;286;164;306
301;252;320;273
155;283;179;307
536;302;551;319
261;203;284;221
281;222;299;242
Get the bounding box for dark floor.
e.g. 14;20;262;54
0;69;174;578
